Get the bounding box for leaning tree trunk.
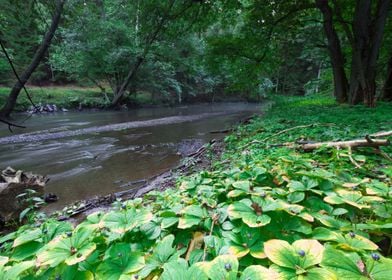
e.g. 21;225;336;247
316;0;349;103
382;55;392;101
0;0;66;118
348;0;390;106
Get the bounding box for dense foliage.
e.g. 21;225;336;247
0;96;391;279
1;0;392;113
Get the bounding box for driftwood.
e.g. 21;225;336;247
301;138;390;151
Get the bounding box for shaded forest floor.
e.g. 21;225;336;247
0;95;391;278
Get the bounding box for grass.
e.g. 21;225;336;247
0;86;174;111
0;86;106;111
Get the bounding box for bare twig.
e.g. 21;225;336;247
0;118;26;133
347;146;362;169
0;38;38;111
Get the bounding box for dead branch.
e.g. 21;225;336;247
369;130;392;138
301;138;389;151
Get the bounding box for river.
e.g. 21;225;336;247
0;103;263;210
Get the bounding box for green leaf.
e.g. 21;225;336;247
11;241;42;261
2;260;35;279
63;265;94;280
140;221;161;240
206;255;239;280
178;205;206;229
103;208;153;235
240;265;279;279
155;235;177;264
264;239;324;270
264;239;298;269
288;191;305;203
160;259;188;280
232;180;251;192
321;247;366;279
186;262;209;280
36;227;96;267
227;200;271;227
96;243;145;280
292;239;324;269
288;180;306;191
13;228;42;247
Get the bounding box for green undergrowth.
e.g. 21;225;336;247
0;86;107;111
0;95;391;279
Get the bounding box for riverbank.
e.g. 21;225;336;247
0;86;253;113
0;95;391;278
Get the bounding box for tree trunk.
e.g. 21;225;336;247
110;57;144;107
0;0;65;118
383;55;392;101
316;0;349;103
349;0;390;106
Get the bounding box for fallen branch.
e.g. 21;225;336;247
241;123;334;149
369;130;392;138
301;138;389;151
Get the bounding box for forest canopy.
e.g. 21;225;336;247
0;0;391;117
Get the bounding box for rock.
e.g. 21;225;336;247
0;167;48;222
44;193;58;203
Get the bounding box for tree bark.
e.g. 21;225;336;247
349;0;390;106
0;0;65;118
316;0;349;103
382;55;392;101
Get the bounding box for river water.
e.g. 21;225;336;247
0;103;262;210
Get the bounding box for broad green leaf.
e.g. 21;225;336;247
227;201;271;227
11;241;42;261
140;221;161;240
160;259;188;280
2;260;35;279
288;191;305;203
364;254;392;280
240;265;279;279
96;243;145;280
36;227;96;267
321;247;367;279
288;180;306;191
264;239;297;269
63;265;94;280
206;255;239;280
186;262;209;280
103;208;153;234
13;229;41;247
155;235;176;264
292;239;324;268
178;205;206;229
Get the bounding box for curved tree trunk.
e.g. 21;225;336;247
0;0;66;118
316;0;349;103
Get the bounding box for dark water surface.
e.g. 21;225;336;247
0;103;263;210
